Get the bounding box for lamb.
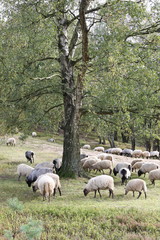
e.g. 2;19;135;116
113;162;132;176
25;151;34;164
53;158;62;173
148;169;160;185
94;146;104;152
33;175;56;201
83;175;114;198
32;132;37;137
82;158;100;171
131;150;143;158
121;149;133;157
6;137;16;146
138;163;159;177
125;179;147;199
90;160;113;174
110;148;122;155
32;173;61;196
82;144;91;150
132;161;144;172
142;151;150;159
35;161;55;171
150;151;159;159
119;168;131;185
17;164;34;181
25;167;53;187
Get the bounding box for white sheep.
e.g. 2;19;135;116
148;169;160;185
138;163;159;177
131;159;143;166
80;156;98;166
150;151;159;159
119;168;131;185
113;162;132;176
125;179;147;199
131;150;143;158
82;158;100;171
32;173;61;196
110;148;122;155
91;160;113;174
94;146;104;152
132;161;144;172
82;144;91;150
17;164;34;181
97;153;113;162
32;132;37;137
34;175;56;202
142;151;150;159
83;175;114;198
6;137;16;146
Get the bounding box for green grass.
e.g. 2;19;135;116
0;135;160;240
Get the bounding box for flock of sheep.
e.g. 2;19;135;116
6;136;160;202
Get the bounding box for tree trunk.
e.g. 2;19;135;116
108;134;115;148
145;139;151;151
153;139;159;151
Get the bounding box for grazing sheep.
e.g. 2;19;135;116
97;153;113;162
80;156;98;166
17;164;34;181
148;169;160;185
132;161;144;172
94;146;104;152
35;161;55;171
113;162;132;176
125;179;147;199
82;144;91;150
53;158;62;173
119;168;131;185
138;163;159;177
142;151;150;159
6;137;16;146
104;148;113;153
91;160;113;174
150;151;159;159
26;167;53;187
32;132;37;137
131;150;143;158
34;175;56;201
110;148;122;155
32;173;61;196
131;159;143;166
121;149;133;157
82;158;100;171
83;175;114;198
25;151;34;164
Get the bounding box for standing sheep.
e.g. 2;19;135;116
110;148;122;155
148;169;160;185
121;149;133;157
125;179;147;199
113;162;132;176
82;144;91;150
131;150;143;158
82;158;100;172
17;164;34;181
90;160;113;174
83;175;114;198
150;151;159;159
34;175;56;201
94;146;104;152
132;161;144;172
32;132;37;137
53;158;62;173
6;137;16;146
119;168;131;185
138;163;159;177
25;151;34;164
142;151;150;159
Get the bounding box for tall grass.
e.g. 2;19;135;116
0;135;160;239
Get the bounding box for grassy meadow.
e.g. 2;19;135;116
0;135;160;240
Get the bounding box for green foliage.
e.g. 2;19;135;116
20;219;43;240
7;197;24;212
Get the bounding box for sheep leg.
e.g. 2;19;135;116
144;192;147;199
94;190;97;198
98;189;102;198
18;174;21;181
109;169;112;175
137;191;141;199
133;191;135;197
58;187;62;196
109;189;114;198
